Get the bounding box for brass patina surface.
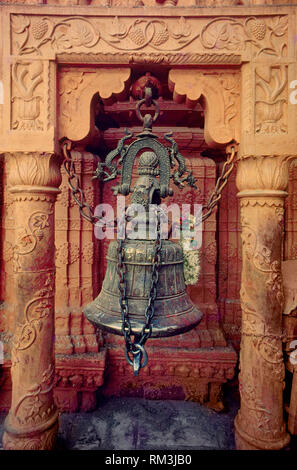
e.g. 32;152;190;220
84;239;202;337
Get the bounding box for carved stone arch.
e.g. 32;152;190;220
168;69;240;147
58;68;131;142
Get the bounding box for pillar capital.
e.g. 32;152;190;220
236;154;294;194
5;151;62;196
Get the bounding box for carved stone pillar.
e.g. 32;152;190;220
234;154;291;450
2;152;61;450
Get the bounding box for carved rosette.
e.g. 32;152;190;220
2;152;61;450
235;154;291;450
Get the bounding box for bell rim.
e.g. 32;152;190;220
84;299;203;338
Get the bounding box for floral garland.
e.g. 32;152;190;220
178;214;200;285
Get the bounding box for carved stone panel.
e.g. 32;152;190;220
8;12;288;60
255;65;288;135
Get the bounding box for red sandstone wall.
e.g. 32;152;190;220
4;157;295;352
217;163;242;350
3;153;295;407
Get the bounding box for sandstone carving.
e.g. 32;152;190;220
168;69;240;145
1;2;297;452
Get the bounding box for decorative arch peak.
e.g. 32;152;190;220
168;69;240;147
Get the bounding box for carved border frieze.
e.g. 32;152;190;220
56;51;242;65
10;13;288;61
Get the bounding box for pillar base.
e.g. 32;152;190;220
2;419;59;450
234;415;290;450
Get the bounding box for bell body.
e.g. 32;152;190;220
84;239;202;337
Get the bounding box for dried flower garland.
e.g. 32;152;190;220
178;214;200;285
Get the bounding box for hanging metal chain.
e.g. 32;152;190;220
62;136;237;375
117;238;132;351
139;207;162;345
201;143;238;223
62;140;238;227
62;140;102;224
62;140;117;231
117;208;162;376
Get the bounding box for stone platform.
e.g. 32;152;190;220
0;384;239;451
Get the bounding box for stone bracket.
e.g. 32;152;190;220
168;69;240;147
59;68;131;142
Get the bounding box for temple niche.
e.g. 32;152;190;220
91;70;238;403
0;68;238;410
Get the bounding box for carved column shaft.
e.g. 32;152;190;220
2;152;61;450
234;155;291;450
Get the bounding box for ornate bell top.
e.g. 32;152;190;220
130;151;161;210
93;84;197;199
137;151;160;176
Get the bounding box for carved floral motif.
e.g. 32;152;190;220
10;14;287;59
201;15;287;58
11;272;55;367
255;65;287;135
13;364;56;426
58;68;130;140
6;152;62;189
236;155;291;192
169;69;240;145
218;73;240;129
241;214;284;306
238;371;276;437
11;61;44;131
11;15;199;55
13;210;53;272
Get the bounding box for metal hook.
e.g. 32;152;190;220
125;343;148;376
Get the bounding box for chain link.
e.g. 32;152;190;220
201;143;237;222
139;209;162;345
117;208;162;374
116;238;133;353
62;141;102;225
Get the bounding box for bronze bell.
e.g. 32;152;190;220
84;87;203;374
84;238;202;338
